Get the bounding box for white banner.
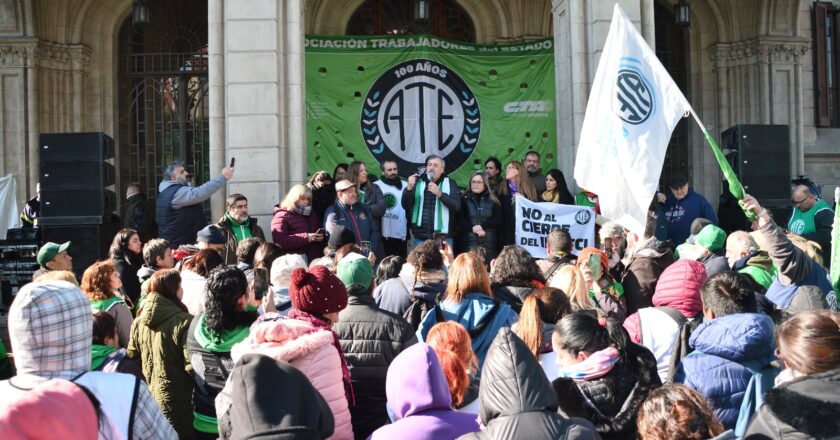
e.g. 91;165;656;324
514;195;595;258
574;4;691;235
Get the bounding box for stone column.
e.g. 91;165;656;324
552;0;645;191
209;0;307;227
0;40;38;205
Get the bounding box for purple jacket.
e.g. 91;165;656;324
271;205;322;262
368;343;479;440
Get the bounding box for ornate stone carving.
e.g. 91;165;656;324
0;40;92;70
709;37;810;67
0;41;37;67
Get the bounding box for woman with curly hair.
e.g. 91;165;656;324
393;240;447;322
637;384;725;440
490;245;546;313
81;260;133;348
109;228;144;304
187;266;258;439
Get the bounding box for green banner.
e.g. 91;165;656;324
305;34;557;185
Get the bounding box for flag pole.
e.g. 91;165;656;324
686;108;756;221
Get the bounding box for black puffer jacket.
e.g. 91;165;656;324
334;294;418;440
459;328;599;440
744;368;840;439
490;284;534;314
553;343;661;440
401;173;462;241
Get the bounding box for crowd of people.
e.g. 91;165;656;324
2;155;839;440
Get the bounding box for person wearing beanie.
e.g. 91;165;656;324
216;265;354;440
222;353;335;439
196;224;227;256
369;343;480;440
0;379;102;440
623;259;708;383
0;281;176;439
576;247;627;321
693;224;729;276
333;253;417;439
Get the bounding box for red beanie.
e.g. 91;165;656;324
290;266;348;315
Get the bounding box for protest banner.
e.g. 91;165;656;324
514;195;595;258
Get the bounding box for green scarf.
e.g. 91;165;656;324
90;296;124;314
194;313;250;352
226;213;252;242
411;178;451;233
90;344;117;371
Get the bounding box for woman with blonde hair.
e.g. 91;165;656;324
416;253;517;370
345;160;386;221
426;321;480;412
81;260;133;348
271;183;324;262
550;265;593;311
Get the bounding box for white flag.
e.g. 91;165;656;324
574;4;691;235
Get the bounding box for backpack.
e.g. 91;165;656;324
404;297;436;330
733;359;780;436
653;306;702;383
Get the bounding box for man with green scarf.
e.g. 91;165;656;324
187;266;258;437
401;155;462;248
214;193;266;265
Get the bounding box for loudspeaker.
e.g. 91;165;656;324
39;132;114;163
40;222;121;278
39;132;117;222
721;124;791;204
40;161;115;189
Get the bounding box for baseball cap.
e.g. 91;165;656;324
336;253;373;294
335;180;355;192
36;242;71;267
669;175;689;189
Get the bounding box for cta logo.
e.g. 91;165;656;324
361;59;480;176
503;100;552;113
613;58;655;125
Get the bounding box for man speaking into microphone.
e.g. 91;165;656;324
401;155;462;249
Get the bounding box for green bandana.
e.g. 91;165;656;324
90;344;118;371
90;296;124;314
194;313;250;352
226;213;251;243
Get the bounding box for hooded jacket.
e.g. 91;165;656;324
126;292;195;438
553;343;661;440
662;188;718;245
0;281;176;440
369;343;479;440
459;328;599;440
624;259;706;382
217;315;354;440
621;236;675;315
216;214;266;265
416;292;517;371
333;295;418;439
271;205;323;262
744;367;840;439
673;312;776;429
223;353;335;440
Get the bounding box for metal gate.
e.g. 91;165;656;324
117;0;209;214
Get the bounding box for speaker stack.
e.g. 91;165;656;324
38;133;120;277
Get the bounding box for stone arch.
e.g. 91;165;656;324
0;0;33;36
305;0;513;43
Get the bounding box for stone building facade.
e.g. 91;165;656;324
0;0;832;227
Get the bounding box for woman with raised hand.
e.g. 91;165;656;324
576;247;627;321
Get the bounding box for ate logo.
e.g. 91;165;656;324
613;58;656;125
384;193;398;210
361;59;480;176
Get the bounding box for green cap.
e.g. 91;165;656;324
36;241;71;267
336;253;373;295
695;225;726;252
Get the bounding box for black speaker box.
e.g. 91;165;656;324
40;188;116;219
40;222;121;278
40;161;115;189
721;124;791;204
39;132;114;163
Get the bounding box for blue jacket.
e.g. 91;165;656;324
663;188;717;245
416;292;517;372
674;312;776;429
324;200;382;260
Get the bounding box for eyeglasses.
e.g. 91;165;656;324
792;198;807;206
470;181;484;185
